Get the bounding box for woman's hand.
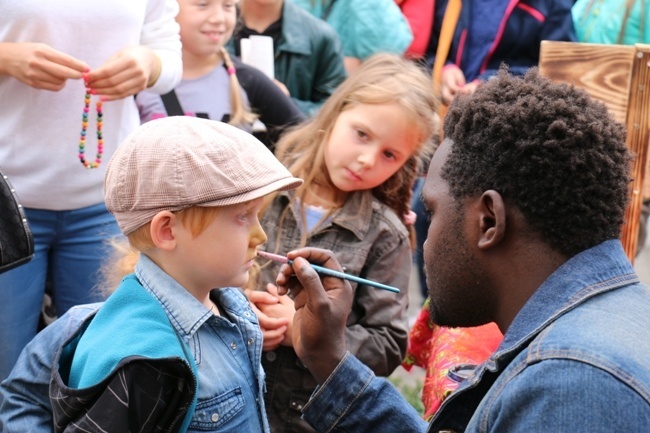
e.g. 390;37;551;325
0;42;88;91
85;45;161;101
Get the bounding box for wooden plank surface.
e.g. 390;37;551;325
539;41;635;125
539;41;650;262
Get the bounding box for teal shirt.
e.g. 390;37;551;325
292;0;413;59
572;0;649;45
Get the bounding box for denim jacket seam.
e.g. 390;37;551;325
568;272;639;303
524;342;650;401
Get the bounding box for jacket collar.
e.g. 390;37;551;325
280;189;376;241
430;239;639;430
277;0;312;55
499;239;637;354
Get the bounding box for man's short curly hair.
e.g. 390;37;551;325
442;67;631;257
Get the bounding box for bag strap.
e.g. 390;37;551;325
161;90;185;116
0;170;34;273
432;0;462;90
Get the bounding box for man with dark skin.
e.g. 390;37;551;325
273;68;650;432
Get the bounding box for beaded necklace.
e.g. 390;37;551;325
78;78;103;169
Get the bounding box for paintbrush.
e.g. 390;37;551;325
257;250;400;293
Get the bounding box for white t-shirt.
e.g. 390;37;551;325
0;0;182;210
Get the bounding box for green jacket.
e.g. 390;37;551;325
231;0;347;116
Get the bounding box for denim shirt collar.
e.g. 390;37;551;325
281;189;375;240
134;254;216;339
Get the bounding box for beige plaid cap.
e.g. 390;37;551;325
104;116;303;235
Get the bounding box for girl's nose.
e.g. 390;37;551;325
357;148;378;168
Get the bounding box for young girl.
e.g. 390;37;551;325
248;53;439;433
136;0;304;148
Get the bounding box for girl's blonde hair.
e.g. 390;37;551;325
269;53;440;246
221;47;258;127
98;206;259;295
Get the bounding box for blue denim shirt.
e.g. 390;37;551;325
134;255;269;432
0;254;270;433
302;240;650;432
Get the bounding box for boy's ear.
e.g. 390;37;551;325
477;190;506;249
149;211;178;251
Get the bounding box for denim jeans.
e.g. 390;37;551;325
411;177;429;299
0;203;121;382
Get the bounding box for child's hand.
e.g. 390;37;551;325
0;42;88;91
245;287;289;351
85;46;161;101
257;284;296;347
440;64;466;105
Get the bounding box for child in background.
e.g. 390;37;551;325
248;53;439;433
49;117;302;432
231;0;347;116
136;0;304;149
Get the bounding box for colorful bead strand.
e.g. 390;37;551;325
78;82;104;169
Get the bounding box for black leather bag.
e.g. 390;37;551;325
0;169;34;273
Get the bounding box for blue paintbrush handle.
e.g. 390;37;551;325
309;264;401;293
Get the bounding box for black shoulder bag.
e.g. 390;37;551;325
0;169;34;273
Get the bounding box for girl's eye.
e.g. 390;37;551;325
383;150;398;161
355;129;369;141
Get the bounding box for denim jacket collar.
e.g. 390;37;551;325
134;254;214;340
432;240;639;428
281;189;375;240
500;239;638;350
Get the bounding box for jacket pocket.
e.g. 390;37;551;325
189;387;245;431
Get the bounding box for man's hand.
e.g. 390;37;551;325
276;248;353;384
0;42;88;91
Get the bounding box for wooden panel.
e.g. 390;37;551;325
622;44;650;258
539;41;635;125
539;41;650;263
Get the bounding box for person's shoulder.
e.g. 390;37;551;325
518;282;650;385
286;1;339;35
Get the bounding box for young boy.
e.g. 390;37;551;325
48;116;302;432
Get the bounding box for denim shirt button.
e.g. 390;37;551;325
266;351;277;362
211;413;219;422
247;337;254;345
245;311;251;317
230;342;237;350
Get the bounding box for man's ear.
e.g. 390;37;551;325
149;211;178;251
477;190;506;250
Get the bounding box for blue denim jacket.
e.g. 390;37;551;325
0;254;270;433
302;240;650;432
